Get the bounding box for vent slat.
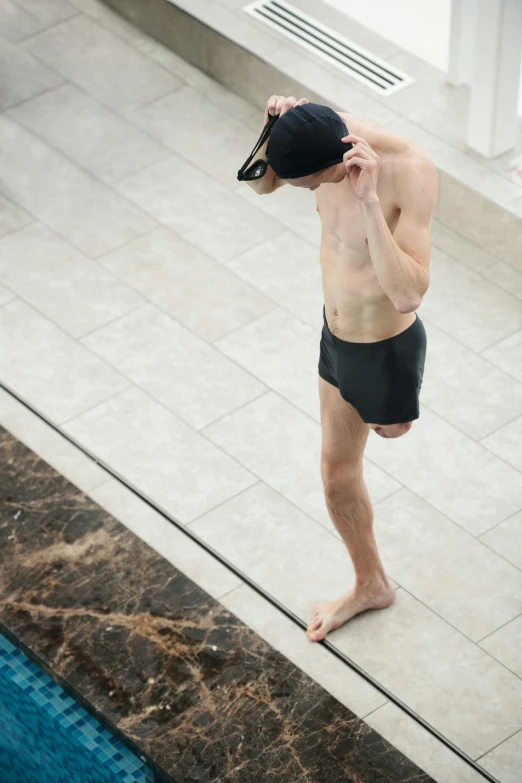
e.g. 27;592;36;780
244;0;414;96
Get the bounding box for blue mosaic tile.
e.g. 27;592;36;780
0;632;155;783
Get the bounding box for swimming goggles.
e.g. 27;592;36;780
237;113;280;181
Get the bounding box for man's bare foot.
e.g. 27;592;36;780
306;581;396;642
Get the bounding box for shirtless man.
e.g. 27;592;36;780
238;95;438;643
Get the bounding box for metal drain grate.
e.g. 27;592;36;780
244;0;414;95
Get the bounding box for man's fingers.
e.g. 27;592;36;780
277;95;294;114
266;94;281;116
265;95;309;122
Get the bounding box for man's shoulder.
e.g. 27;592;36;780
392;147;438;214
398;137;436;169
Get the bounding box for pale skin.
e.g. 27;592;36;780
244;95;438;642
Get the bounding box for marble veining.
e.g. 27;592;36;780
0;426;434;782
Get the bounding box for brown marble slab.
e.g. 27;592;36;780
0;425;435;782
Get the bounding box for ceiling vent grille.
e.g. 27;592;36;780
244;0;414;96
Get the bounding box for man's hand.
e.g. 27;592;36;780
264;95;309;125
341;133;381;203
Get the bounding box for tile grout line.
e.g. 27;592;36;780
476;611;522;645
477;326;522;356
19;6;185;87
394;584;522;680
479;407;522;442
417;399;522;483
13;11;80;46
373;480;522;575
58;384;134;428
75;306;277;426
76;300;150;342
0;114;163;248
0;297;134;411
478;508;522;539
2;81;68;113
474;726;522;762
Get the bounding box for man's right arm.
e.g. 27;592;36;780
243;95;310;195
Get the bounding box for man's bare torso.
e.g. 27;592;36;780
318;112;425;343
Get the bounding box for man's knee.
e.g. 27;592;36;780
321;458;362;503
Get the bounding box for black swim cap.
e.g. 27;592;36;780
266;103;352;179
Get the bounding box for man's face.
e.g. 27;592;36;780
281;162;346;190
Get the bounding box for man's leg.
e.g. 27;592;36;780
307;377;396;642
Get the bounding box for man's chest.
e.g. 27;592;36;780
316;171;400;255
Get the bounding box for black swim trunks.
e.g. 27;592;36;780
318;304;427;424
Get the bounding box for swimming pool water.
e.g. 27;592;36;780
0;631;154;783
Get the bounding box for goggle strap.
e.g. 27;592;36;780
238;114;279;178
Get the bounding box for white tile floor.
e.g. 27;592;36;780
1;2;522;781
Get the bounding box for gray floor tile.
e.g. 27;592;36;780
0;299;129;423
234;180;323;248
0;223;144;337
477;729;522;783
8;83;172;184
0;115;156;257
482;413;522;472
190;481;377;615
22;14;181;112
81;303;267;430
480;511;522;571
420;317;522;439
430;218;498;273
0;282;15;306
0;193;32;238
0;0;61;42
0;33;63;109
0;387;110;492
482;329;522;384
366;703;495;783
115;156;286;263
15;0;76;25
67;0;148;46
365;406;522;536
481;260;522;302
97;227;276;343
63;385;258;523
373;489;522;642
226;230;324;329
215;307;321;420
203;391;401;533
479;615;522;678
332;589;522;760
125;84;260;189
417;246;522;352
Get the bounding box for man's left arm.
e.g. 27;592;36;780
359;155;438;314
